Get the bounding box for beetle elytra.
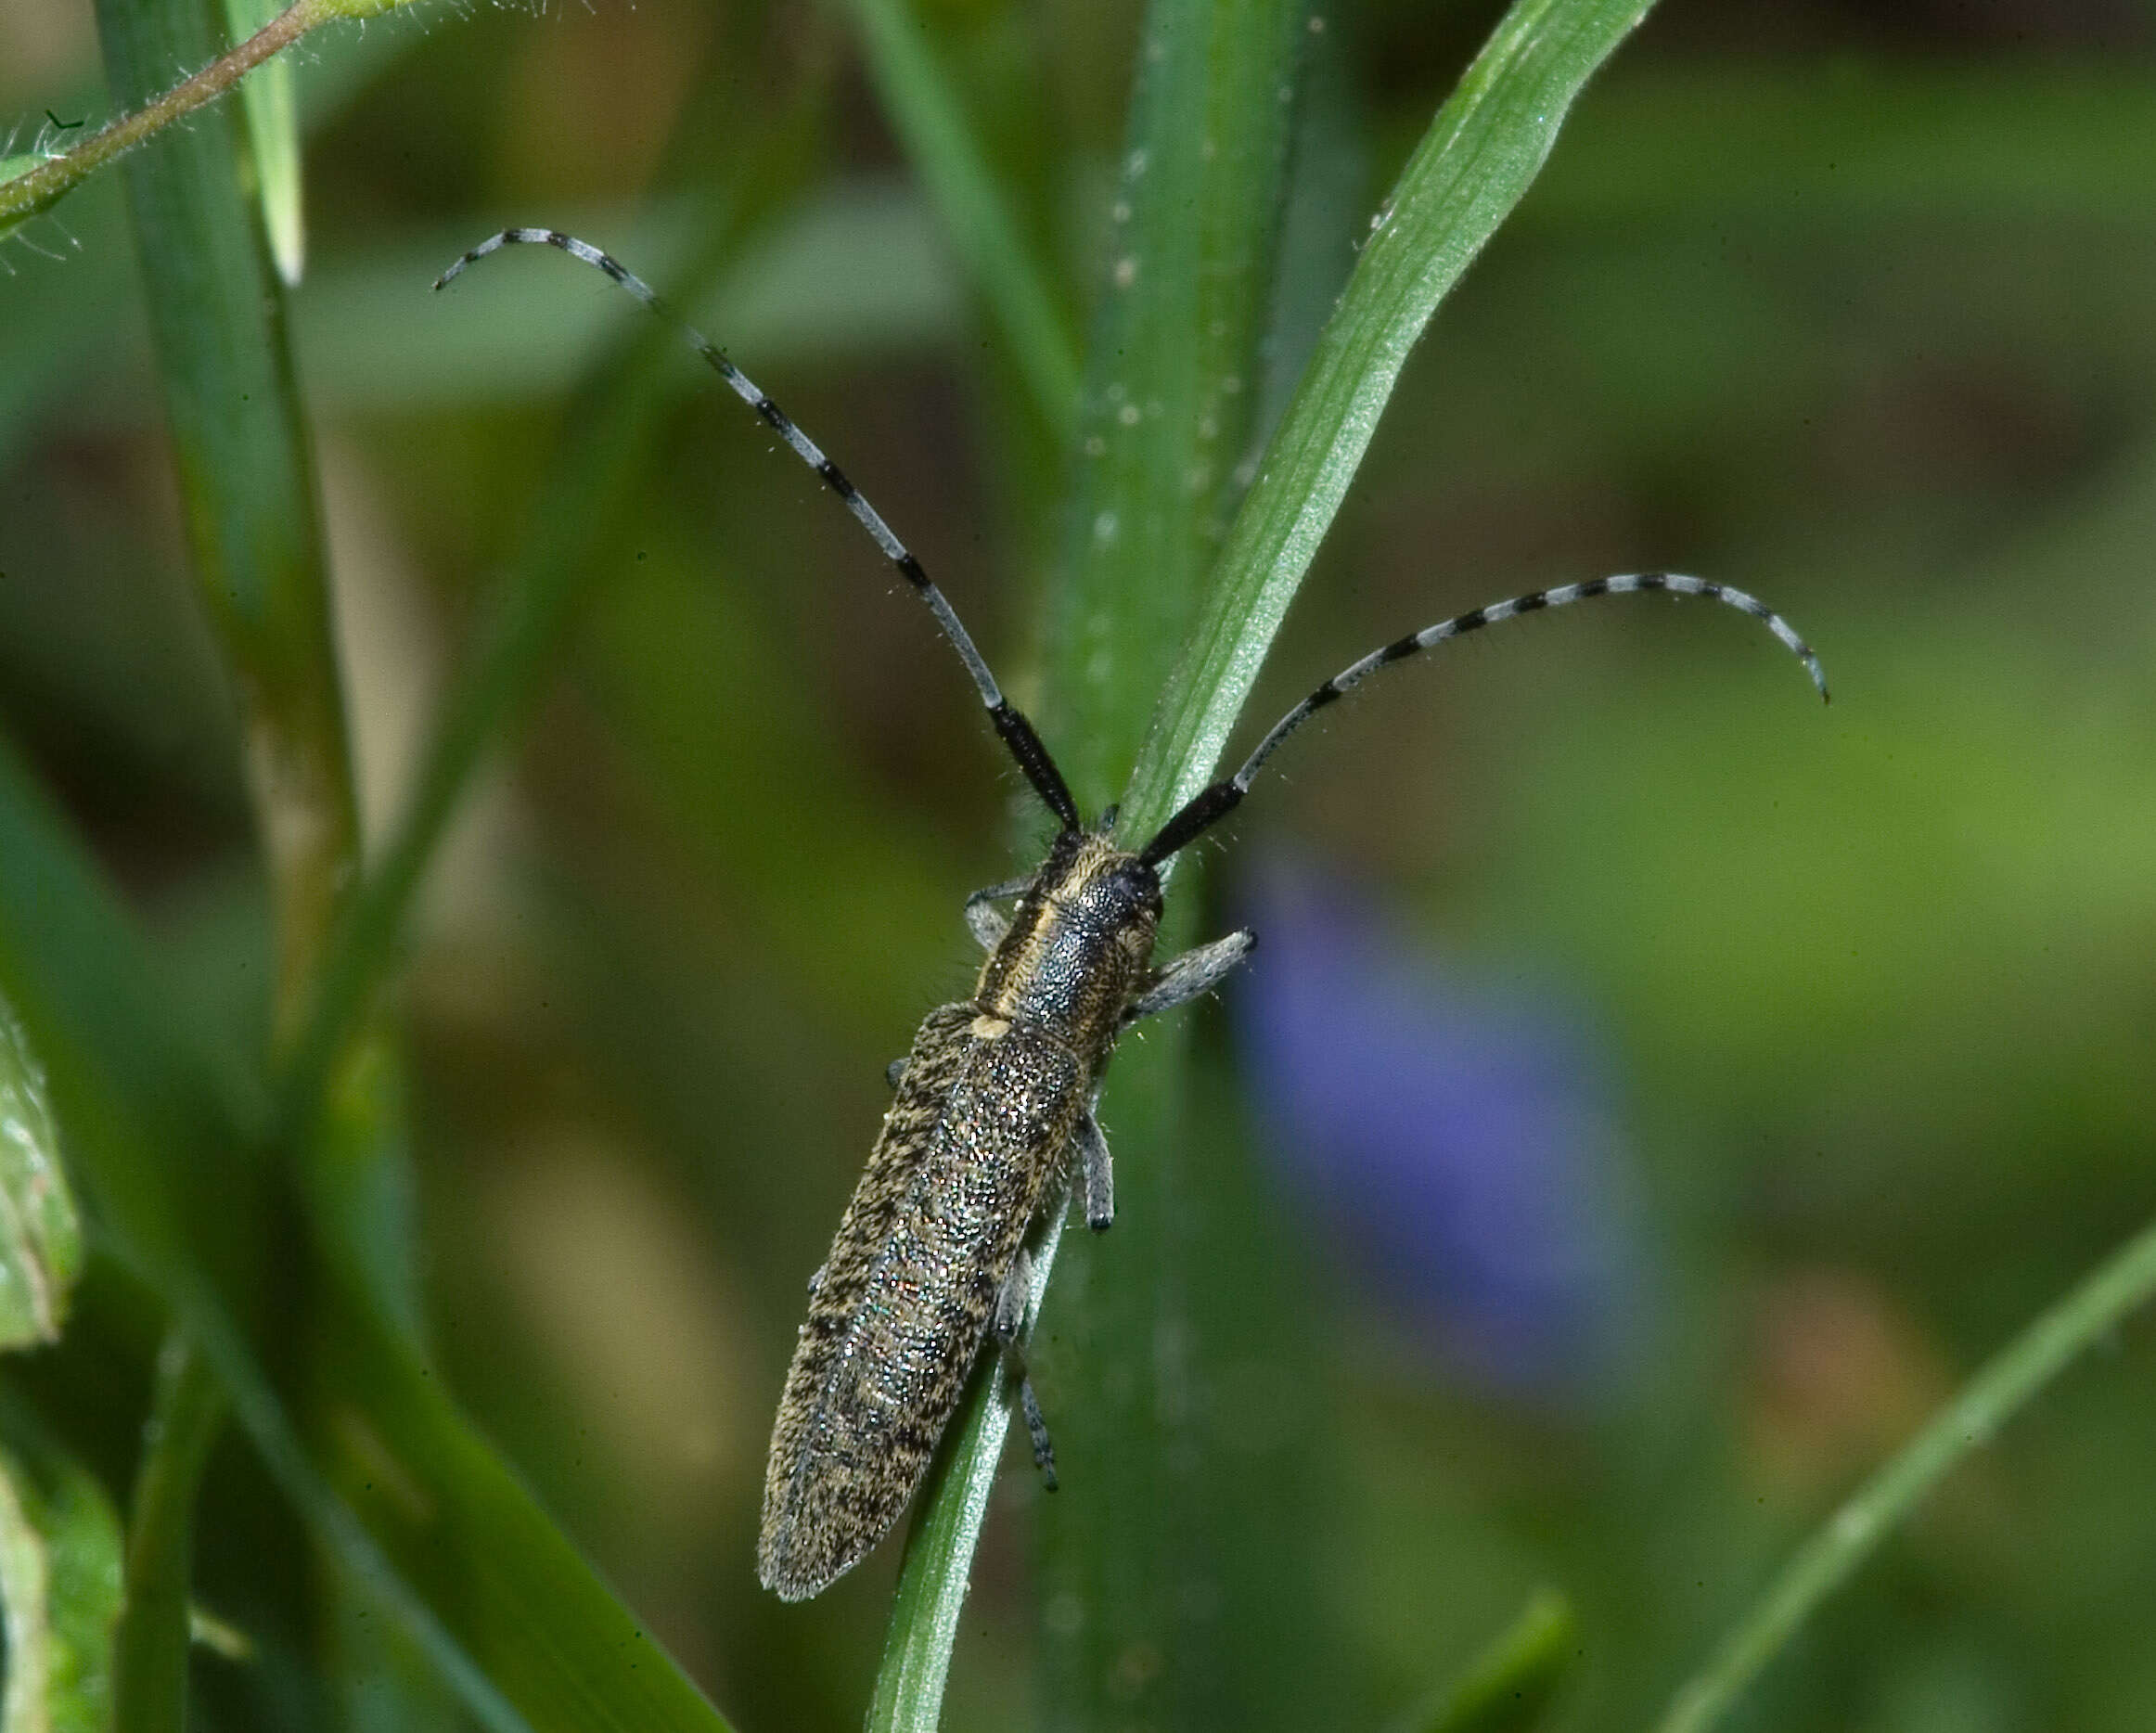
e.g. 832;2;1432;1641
436;228;1828;1601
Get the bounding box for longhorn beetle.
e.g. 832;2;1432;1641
436;228;1829;1601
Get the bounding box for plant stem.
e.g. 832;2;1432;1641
1655;1209;2156;1733
112;1335;227;1733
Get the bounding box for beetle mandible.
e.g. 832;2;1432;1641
436;228;1829;1601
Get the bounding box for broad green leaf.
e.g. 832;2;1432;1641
0;1001;82;1350
0;1423;124;1733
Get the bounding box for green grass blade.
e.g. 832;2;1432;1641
110;1336;225;1733
93;11;350;1714
1057;10;1658;1715
1654;1209;2156;1733
0;749;257;1174
1123;0;1658;835
311;1275;740;1733
1042;0;1313;816
94;0;359;1037
864;0;1311;1715
311;1035;467;1731
845;0;1079;433
0;738;514;1729
224;0;306;284
866;1;1663;1723
0;997;83;1351
1411;1590;1577;1733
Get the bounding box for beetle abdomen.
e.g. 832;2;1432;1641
758;1006;1087;1600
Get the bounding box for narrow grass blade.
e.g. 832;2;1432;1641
844;0;1079;433
95;0;359;1037
311;1273;741;1733
0;739;507;1728
111;1336;225;1733
311;1035;468;1729
0;1417;124;1733
1409;1589;1577;1733
224;0;306;283
1123;0;1659;832
860;0;1315;1727
1043;0;1313;817
1655;1210;2156;1733
93;15;348;1712
982;3;1651;1727
0;998;82;1351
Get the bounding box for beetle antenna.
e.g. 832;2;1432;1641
1141;571;1827;866
434;227;1083;832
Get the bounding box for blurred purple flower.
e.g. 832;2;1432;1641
1232;853;1641;1402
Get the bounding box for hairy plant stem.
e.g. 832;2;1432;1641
0;0;404;233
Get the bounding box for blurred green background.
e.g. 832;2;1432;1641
4;0;2156;1729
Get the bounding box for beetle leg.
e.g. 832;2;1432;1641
993;1251;1059;1488
1073;1110;1113;1231
964;875;1029;950
992;1249;1032;1341
1123;929;1256;1023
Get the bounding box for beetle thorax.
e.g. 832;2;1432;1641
974;831;1163;1059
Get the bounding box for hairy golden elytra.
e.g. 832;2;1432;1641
435;227;1829;1600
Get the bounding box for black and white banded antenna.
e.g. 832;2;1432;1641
1141;572;1829;867
433;227;1083;834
